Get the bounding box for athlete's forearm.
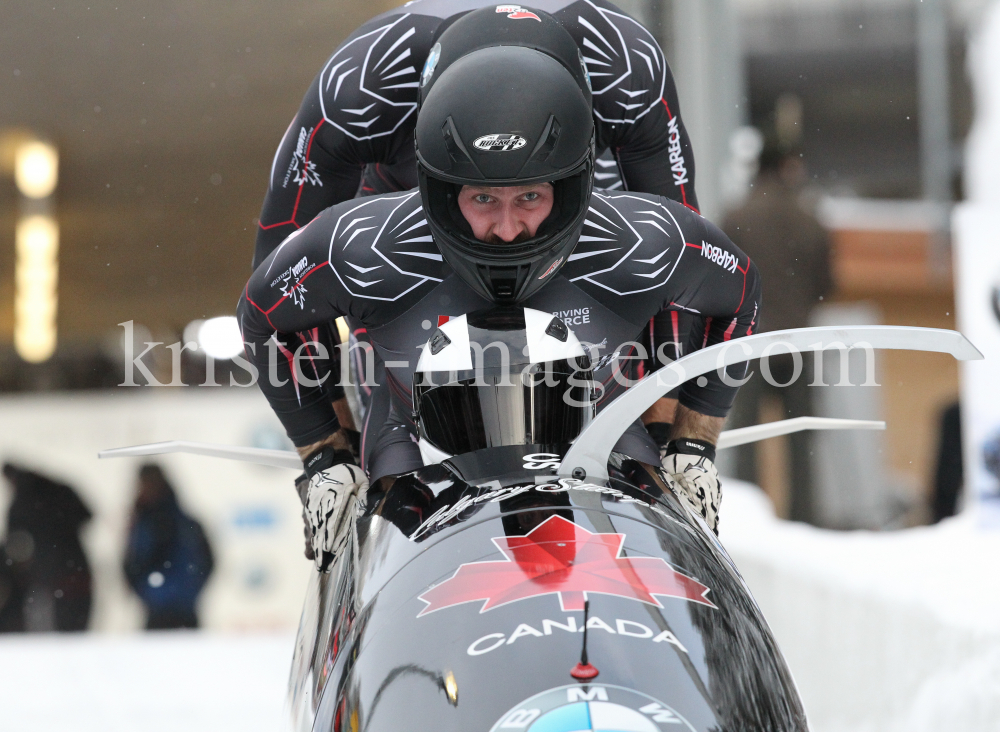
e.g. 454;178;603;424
295;429;355;461
332;398;356;432
641;398;677;425
670;404;725;446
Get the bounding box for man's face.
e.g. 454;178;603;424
457;183;554;244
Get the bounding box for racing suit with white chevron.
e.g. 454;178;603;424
253;0;699;267
251;0;702;448
238;189;759;482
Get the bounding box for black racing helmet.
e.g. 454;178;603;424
415;9;595;303
412;307;597;462
419;5;592;106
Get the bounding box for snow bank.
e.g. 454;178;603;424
4;483;998;732
0;631;293;732
720;481;1000;732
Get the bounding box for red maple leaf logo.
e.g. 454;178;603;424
417;515;715;617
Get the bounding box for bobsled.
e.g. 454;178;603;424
289;446;805;732
101;312;982;732
281;312;981;732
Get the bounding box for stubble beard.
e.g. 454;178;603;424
481;230;533;246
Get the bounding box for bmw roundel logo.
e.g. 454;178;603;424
490;684;695;732
474;133;528;152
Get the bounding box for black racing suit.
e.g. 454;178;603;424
254;0;698;267
238;190;760;482
253;1;699;415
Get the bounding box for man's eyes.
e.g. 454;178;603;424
471;191;541;203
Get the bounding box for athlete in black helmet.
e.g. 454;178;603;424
416;42;595;303
254;2;697;268
253;3;699;453
238;37;759;568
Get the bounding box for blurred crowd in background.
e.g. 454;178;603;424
0;0;992;631
0;462;213;633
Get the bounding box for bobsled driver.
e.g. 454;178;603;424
237;10;761;569
254;3;702;460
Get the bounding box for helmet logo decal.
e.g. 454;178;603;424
473;133;528;152
537;257;564;280
496;5;541;21
421;42;441;88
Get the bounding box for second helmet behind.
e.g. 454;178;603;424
416;42;595;304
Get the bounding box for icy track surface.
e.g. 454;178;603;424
720;481;1000;732
0;631;293;731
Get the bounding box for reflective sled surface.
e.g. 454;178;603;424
287;445;808;732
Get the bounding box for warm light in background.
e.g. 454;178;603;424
14;140;58;199
15;214;59;363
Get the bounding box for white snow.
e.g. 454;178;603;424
720;481;1000;732
1;485;998;731
956;0;1000;514
0;631;293;732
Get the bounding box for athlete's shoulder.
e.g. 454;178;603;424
561;190;703;296
313;11;440;143
320;191;444;303
553;0;666;126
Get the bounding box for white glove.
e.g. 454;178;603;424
661;439;721;534
298;449;368;572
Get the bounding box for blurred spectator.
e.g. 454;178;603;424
723;136;832;524
123;464;214;629
0;463;93;632
931;401;963;522
0;546;22;632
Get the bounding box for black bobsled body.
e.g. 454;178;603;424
288;444;807;732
